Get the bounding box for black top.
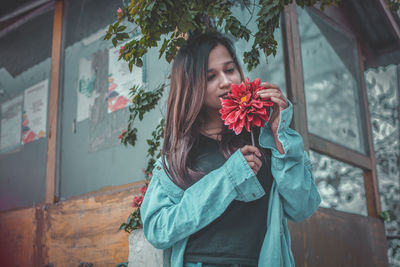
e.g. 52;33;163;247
183;134;274;266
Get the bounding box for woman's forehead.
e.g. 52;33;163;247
208;44;234;70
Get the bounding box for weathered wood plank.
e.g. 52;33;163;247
44;182;145;266
289;208;388;267
0;208;37;266
46;0;64;204
282;3;310;151
309;133;372;170
0;181;145;266
357;41;381;217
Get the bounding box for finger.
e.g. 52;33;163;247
257;92;282;99
261;82;280;90
257;88;281;94
247;161;259;175
253;155;262;169
241;145;261;157
270;96;288;109
243;153;262;164
241;145;259;155
248;161;255;169
251;154;263;170
244;154;262;169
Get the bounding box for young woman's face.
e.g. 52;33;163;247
205;44;241;111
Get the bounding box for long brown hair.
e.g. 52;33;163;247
161;32;264;189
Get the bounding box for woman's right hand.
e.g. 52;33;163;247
240;145;262;175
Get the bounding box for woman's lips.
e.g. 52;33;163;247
220;93;229;99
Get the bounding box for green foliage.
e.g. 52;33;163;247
385;0;400;12
144;118;165;179
380;209;398;222
119;208;142;234
104;0;343;72
119;83;165;148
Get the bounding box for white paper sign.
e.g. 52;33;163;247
77;57;96;122
107;44;142;113
22;80;48;144
0;95;23;150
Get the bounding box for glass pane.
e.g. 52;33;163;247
298;7;367;154
231;4;286;96
309;149;367;216
60;0;171;199
0;9;53;211
365;65;400;266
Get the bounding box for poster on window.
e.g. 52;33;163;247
0;95;23;150
77;57;96;122
107;43;142;113
22;80;48;144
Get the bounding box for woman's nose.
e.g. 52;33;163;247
219;73;230;88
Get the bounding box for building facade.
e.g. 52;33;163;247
0;0;399;266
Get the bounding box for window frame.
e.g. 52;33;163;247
281;3;382;217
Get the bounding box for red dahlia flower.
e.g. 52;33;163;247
219;78;274;135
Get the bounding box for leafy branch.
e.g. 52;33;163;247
119;208;142;233
119;83;165;148
104;0;343;72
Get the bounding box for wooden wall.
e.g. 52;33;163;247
0;181;388;266
0;181;145;267
289;208;388;267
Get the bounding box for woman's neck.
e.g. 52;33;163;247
200;109;224;141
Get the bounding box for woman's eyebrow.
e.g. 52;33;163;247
207;61;235;72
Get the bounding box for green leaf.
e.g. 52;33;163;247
113;21;120;31
159;38;169;58
119;223;126;231
116;33;124;40
379;210;397;222
128;61;134;72
117;25;127;32
103;33;110;40
121;33;130;39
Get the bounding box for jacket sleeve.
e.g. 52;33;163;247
140;149;266;249
259;100;321;222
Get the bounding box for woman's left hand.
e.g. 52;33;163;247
256;82;289;135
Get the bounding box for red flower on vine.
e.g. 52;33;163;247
119;45;125;56
118;129;127;140
219;78;274;135
140;184;148;195
117;8;123;20
131;184;148;208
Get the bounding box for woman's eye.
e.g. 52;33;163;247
207;75;215;81
225;68;235;73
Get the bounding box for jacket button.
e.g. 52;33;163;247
156;166;161;170
252;193;256;197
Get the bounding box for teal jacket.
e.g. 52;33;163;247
140;100;321;267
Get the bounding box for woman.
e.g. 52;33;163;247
140;32;321;267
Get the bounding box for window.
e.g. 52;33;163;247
298;7;367;154
59;0;170;199
0;7;54;211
